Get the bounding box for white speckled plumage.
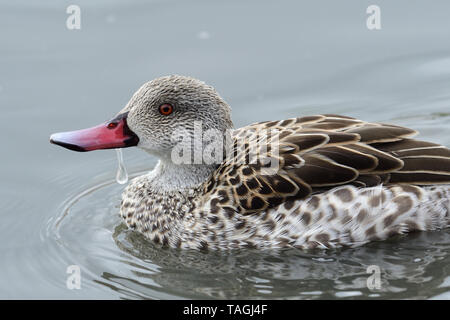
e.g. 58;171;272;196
116;75;450;250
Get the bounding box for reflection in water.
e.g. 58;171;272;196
102;221;450;299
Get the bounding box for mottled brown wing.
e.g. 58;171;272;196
205;115;450;215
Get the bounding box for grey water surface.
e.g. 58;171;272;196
1;0;450;299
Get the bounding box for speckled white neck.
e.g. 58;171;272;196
145;159;216;192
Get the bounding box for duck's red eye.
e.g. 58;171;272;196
107;122;118;129
159;104;173;115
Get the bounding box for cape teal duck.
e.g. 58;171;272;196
50;75;450;250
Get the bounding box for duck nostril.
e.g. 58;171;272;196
107;122;118;129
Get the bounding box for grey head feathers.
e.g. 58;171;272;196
124;75;233;161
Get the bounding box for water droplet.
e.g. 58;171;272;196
115;149;128;184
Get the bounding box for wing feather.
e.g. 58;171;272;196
206;114;450;215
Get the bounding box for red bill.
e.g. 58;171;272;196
50;112;139;152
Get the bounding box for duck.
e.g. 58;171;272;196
50;75;450;250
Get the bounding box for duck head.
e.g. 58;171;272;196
50;75;233;161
